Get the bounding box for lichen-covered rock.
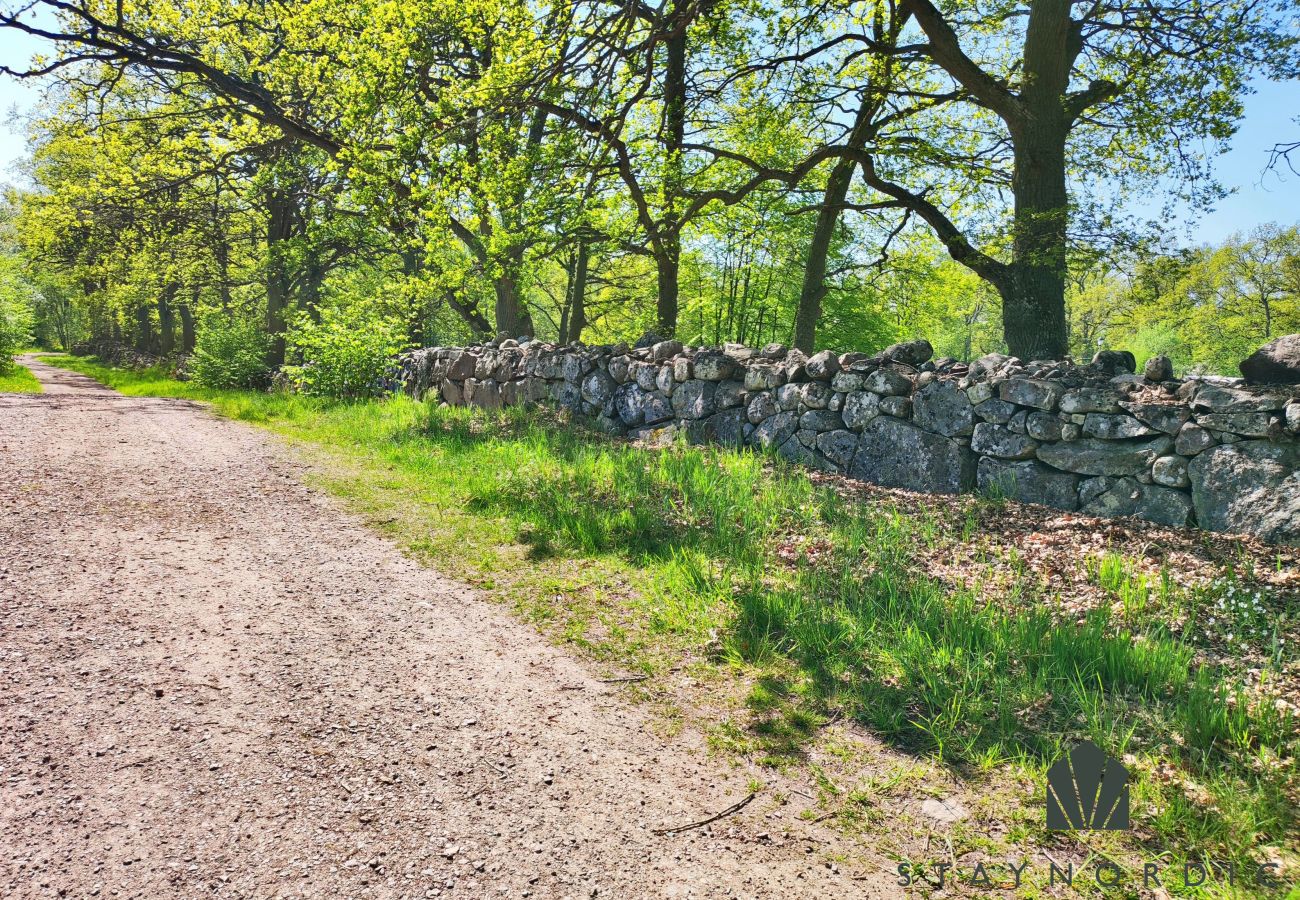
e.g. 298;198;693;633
642;392;673;425
816;430;859;469
864;368;912;397
1287;401;1300;434
1000;377;1065;411
777;435;832;470
880;339;934;367
800;381;833;410
1174;422;1215;456
746;392;777;424
608;355;631;383
686;408;748;447
656;365;675;396
693;352;735;382
630;361;658;392
1239;334;1300;384
805;350;841;380
716;380;746;410
753;410;799;449
581;369;616;406
1188;441;1300;543
969;353;1012;379
1037;436;1172;476
842;391;882;430
744;364;785;391
850;417;974;494
879;395;912;418
1152;455;1190;488
799;409;845;432
1026;411;1064;442
614;383;647;425
974;399;1017;424
650;339;684;362
971;423;1038;460
1082;413;1156;439
673;357;692;382
759;342;788;360
1059;387;1123;415
977;458;1079;510
1082;478;1194;527
912;381;974;437
1191;383;1292;412
1195;412;1272;437
671;380;716;419
1121;402;1190;435
1144;355;1174;382
1091;350;1136;375
831;372;865;392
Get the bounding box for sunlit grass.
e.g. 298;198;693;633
0;360;42;393
43;354;1298;890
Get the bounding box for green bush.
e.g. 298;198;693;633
190;312;271;389
0;294;34;371
284;305;406;399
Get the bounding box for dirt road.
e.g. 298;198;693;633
0;357;882;899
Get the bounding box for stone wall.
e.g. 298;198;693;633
397;338;1300;544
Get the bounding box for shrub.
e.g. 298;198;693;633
0;294;34;372
190;312;271;389
284;305;407;399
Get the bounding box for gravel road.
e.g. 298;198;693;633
1;357;883;899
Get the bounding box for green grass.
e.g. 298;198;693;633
42;353;1299;894
0;360;42;393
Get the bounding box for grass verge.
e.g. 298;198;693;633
0;360;42;393
43;353;1299;896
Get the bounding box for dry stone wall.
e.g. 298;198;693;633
397;337;1300;544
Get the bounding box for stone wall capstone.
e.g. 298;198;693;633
397;337;1300;544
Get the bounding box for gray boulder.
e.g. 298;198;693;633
686;408;748;447
880;339;934;367
971;423;1038;460
1091;350;1136;375
650;339;684;362
865;368;912;396
1239;334;1300;384
974;398;1017;424
744;364;785;391
716;380;746;410
1000;377;1065;411
805;350;841;380
1060;388;1123;415
746;392;777;424
693;352;735;382
1121;402;1190;435
614;383;648;425
800;381;833;409
1152;455;1190;488
816;430;859;469
842;391;882;430
1192;383;1292;412
977;458;1079;510
879;396;911;418
1082;478;1194;528
642;392;674;425
672;380;717;419
1037;436;1172;476
1026;411;1064;442
1174;422;1215;456
581;370;616;406
1082;413;1156;440
1143;354;1174;382
850;417;975;494
1188;441;1300;543
799;409;845;432
912;381;974;437
1195;412;1273;437
753;410;799;449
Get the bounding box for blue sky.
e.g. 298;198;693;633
2;27;1298;247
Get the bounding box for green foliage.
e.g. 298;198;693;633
283;305;408;399
190;312;271;389
0;287;35;371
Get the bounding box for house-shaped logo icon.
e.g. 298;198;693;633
1046;740;1130;830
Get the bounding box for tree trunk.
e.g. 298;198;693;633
493;269;534;338
265;184;295;368
656;0;687;336
794;158;857;352
180;292;197;354
157;284;177;357
1002;127;1070;360
568;240;589;343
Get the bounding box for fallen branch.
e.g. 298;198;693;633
600;674;649;684
653;793;755;835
